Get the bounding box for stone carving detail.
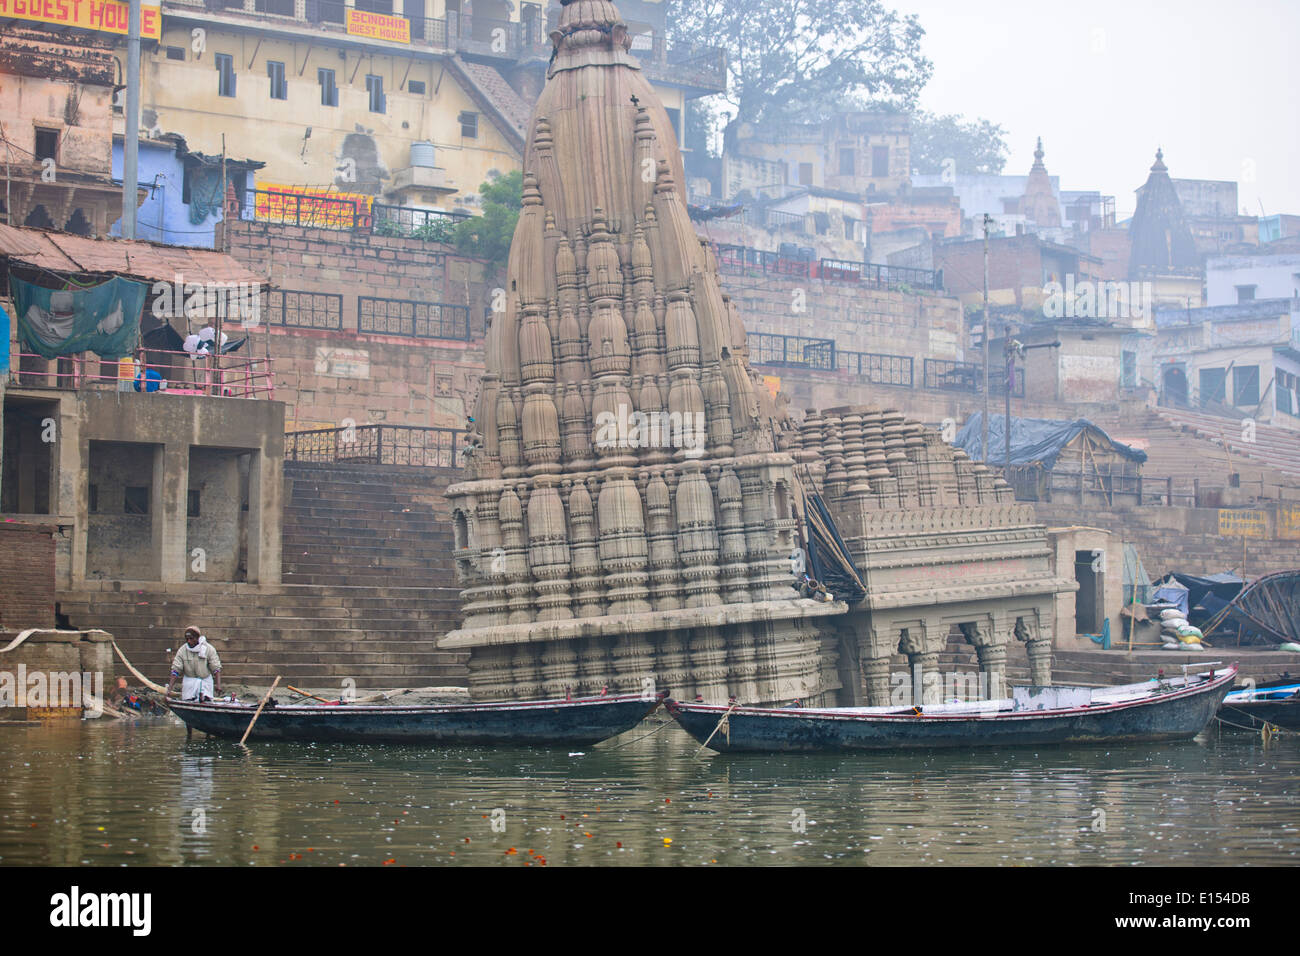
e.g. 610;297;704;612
443;0;1070;707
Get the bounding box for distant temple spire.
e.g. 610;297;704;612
1128;147;1198;276
1020;136;1060;228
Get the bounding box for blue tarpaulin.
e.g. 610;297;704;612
954;412;1148;469
0;303;9;373
12;274;145;360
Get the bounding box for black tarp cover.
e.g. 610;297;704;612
802;491;867;605
954;412;1148;469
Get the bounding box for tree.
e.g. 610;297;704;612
453;169;523;270
667;0;932;129
908;111;1009;176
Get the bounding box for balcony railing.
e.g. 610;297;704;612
286;424;465;468
836;351;913;388
710;242;943;290
241;188;466;241
8;350;275;399
357;295;471;340
750;333;835;370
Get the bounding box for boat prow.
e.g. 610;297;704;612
168;691;667;746
666;666;1237;754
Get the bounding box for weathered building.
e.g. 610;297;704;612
0;26;135;235
442;0;1073;706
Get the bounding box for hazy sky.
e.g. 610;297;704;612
892;0;1300;220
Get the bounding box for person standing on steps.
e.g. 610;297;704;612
166;626;223;702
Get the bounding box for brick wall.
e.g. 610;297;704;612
0;524;56;628
1032;501;1298;580
218;220;491;430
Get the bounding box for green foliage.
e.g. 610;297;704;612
373;218;408;238
909;111;1009;176
413;218;456;243
667;0;932;127
453;169;523;269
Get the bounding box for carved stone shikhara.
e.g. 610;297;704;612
441;0;1073;705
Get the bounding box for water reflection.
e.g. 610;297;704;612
0;718;1295;866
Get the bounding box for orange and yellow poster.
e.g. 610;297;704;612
255;185;373;230
346;8;410;43
0;0;161;39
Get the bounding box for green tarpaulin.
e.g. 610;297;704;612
12;274;146;361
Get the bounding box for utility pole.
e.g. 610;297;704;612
981;213;991;460
1005;337;1062;479
121;0;141;239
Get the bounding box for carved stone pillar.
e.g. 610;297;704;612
688;626;730;702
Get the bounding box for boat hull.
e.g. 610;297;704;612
666;670;1236;753
168;693;664;746
1217;699;1300;731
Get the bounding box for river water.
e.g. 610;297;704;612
1;717;1296;867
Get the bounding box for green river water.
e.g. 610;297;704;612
1;717;1296;866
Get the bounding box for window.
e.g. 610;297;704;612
187;489;201;518
1233;365;1260;407
839;148;855;176
1235;284;1257;303
1199;367;1226;404
267;60;287;100
89;484;99;514
366;74;385;113
1122;350;1137;388
318;68;338;107
407;79;426;96
459;110;478;137
165;46;186;60
34;128;59;162
216;53;236;97
124;486;150;515
798;162;813;186
871;145;889;178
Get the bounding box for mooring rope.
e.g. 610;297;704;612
694;703;738;757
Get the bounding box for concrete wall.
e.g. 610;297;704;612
219;219;487;429
1207;254;1300;306
86;441;157;581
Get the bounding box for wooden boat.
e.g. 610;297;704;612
1217;678;1300;732
168;691;666;745
666;665;1236;753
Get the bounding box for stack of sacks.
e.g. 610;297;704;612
1158;608;1204;650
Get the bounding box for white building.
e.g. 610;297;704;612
1206;253;1300;306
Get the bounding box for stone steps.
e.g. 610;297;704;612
58;583;469;690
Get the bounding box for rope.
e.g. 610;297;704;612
111;639;167;693
1214;713;1282;737
694;702;737;757
597;715;674;751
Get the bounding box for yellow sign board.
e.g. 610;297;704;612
0;0;162;39
1279;506;1300;541
1218;509;1267;538
346;8;410;43
255;184;373;230
762;375;781;400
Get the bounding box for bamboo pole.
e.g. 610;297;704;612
239;676;281;745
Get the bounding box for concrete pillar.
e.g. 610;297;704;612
245;449;282;585
975;643;1007;700
71;435;91;584
863;657;891;706
1026;638;1053;686
153;443;189;583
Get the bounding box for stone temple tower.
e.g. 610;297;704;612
442;0;1074;706
442;0;846;704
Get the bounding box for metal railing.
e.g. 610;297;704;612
286;424;465;468
267;289;343;331
8;350;275;399
372;204;468;239
243;188;463;243
750;333;835;370
836;351;913;387
709;242;942;290
923;358;981;393
357;296;471;341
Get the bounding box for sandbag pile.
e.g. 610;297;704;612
1153;605;1205;650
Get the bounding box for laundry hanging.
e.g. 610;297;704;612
12;273;147;360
